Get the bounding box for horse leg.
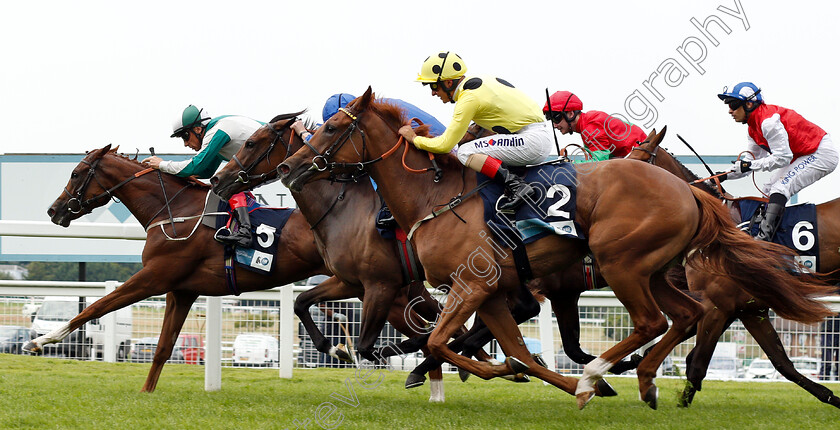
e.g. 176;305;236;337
575;270;668;409
742;311;840;409
461;282;541;360
356;281;401;362
142;290;198;393
473;294;585;396
383;299;445;402
425;287;518;381
294;276;360;362
634;272;704;409
25;269;166;354
680;305;734;407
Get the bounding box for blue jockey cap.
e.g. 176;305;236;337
717;82;763;104
322;93;357;123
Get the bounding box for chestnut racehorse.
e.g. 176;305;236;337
33;145;434;395
212;115;635;391
627;138;840;408
278;88;836;409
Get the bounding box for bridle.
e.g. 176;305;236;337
302;107;442;181
230;119;296;185
63;156;156;215
629;141;659;165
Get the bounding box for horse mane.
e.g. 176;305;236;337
660;148;723;199
103;147;210;189
369;98;462;170
269;110;307;124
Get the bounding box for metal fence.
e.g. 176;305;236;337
2;281;840;383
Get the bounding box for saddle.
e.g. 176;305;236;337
738;200;819;271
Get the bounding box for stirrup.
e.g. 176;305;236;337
215;227;253;247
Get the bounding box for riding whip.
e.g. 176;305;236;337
545;88;562;158
150;147;177;235
676;134;715;177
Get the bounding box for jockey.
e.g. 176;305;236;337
397;52;554;210
717;82;839;241
142;105;264;247
291;93;446;229
543;91;647;160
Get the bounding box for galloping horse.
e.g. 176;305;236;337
212;115;635;392
34;145;430;395
278;88;836;409
210;114;453;399
627;138;840;408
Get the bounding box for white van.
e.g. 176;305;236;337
30;296;132;361
233;333;278;367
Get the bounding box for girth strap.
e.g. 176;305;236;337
395;228;424;284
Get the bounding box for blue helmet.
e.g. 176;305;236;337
717;82;763;104
322;93;357;123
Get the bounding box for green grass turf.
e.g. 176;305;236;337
1;354;838;429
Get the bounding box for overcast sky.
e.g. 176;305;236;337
1;0;838;202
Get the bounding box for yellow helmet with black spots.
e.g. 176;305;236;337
416;52;467;83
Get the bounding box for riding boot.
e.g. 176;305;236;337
219;206;254;247
755;193;786;242
375;203;398;229
495;166;535;211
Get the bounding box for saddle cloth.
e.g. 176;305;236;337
210;192;295;274
739;200;819;271
479;162;585;246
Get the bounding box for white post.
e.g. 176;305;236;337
205;296;222;391
538;301;556;375
102;281;118;362
279;286;294;379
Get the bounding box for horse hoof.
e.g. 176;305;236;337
679;387;696;408
643;385;658;410
827;394;840;409
576;391;595;410
532;353;548;368
330;344;355;363
458;367;471;382
595;379;617;397
405;373;426;389
22;341;40;354
505;356;530;374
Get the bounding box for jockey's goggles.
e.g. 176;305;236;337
545;111;566;123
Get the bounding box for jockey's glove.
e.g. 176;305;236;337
731;159;752;174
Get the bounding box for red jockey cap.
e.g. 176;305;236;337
544;91;583;113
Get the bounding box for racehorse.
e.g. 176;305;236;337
210;114;454;400
277;87;837;409
627;138;840;408
34;145;433;395
211;115;635;391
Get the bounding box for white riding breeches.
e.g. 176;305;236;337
455;121;554;166
765;134;839;199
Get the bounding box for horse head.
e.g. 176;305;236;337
627;126;666;164
48;144;117;227
279;87;389;192
211;111;305;200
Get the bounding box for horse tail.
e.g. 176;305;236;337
686;187;836;324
